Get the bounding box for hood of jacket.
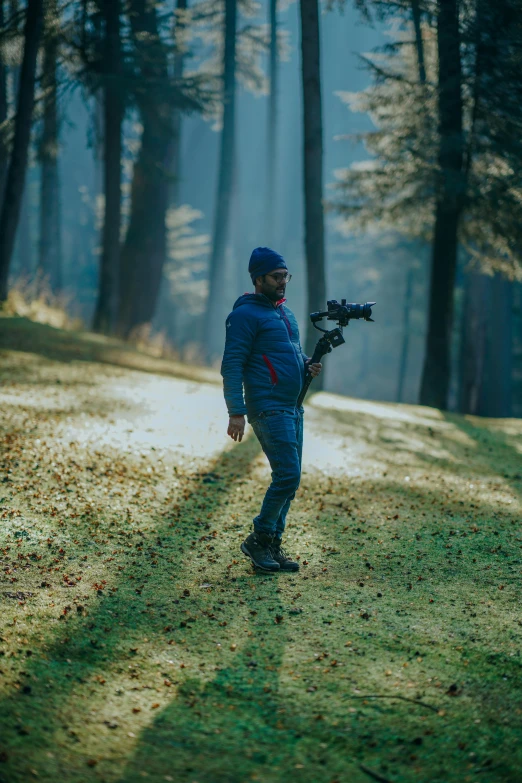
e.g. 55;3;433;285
232;292;287;311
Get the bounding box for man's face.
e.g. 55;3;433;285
256;268;289;302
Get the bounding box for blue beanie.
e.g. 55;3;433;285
248;247;287;284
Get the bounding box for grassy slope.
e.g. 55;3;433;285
0;316;521;783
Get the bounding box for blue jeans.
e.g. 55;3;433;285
250;409;304;538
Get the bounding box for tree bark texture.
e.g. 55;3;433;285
265;0;277;244
38;0;62;293
116;0;171;338
93;0;123;334
419;0;464;409
204;0;237;361
299;0;326;377
0;0;43;301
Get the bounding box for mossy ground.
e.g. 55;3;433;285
0;315;521;783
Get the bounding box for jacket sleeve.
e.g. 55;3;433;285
221;309;257;416
289;310;309;364
299;332;309;364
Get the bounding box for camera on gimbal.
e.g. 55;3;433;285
297;299;376;407
311;299;375;327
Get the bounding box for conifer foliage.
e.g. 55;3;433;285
334;0;522;410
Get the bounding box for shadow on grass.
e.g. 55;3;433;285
0;434;264;782
117;591;297;783
442;412;522;501
120;470;522;783
313;401;522;500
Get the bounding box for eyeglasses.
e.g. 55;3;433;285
265;272;292;284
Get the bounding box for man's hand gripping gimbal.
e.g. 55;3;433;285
297;299;376;408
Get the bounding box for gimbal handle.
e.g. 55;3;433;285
297;300;375;409
296;332;339;408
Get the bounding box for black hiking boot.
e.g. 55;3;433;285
241;531;280;573
270;537;299;572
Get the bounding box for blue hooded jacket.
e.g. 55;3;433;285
221;293;309;420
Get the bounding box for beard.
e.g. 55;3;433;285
263;285;286;301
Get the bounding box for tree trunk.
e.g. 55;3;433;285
411;0;426;84
299;0;326;379
511;281;522;418
38;0;62;293
204;0;237;362
117;118;171;336
15;188;33;277
9;0;32;279
396;265;413;402
457;269;489;414
478;274;512;417
0;0;43;302
92;0;122;334
153;0;188;347
116;0;171;338
9;0;22;105
456;0;491;414
265;0;277;243
169;0;187;209
419;0;464;409
393;0;426;400
0;1;8;204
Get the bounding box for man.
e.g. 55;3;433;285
221;247;322;573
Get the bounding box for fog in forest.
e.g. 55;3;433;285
2;0;521;416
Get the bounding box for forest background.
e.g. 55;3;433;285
0;0;521;415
